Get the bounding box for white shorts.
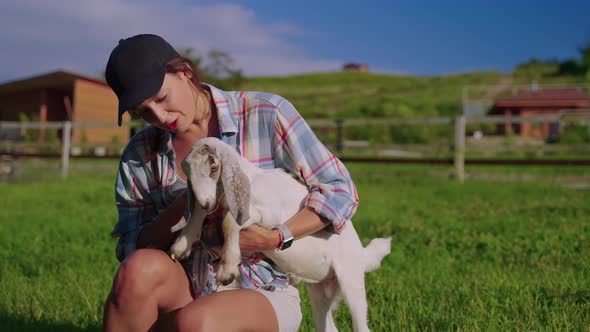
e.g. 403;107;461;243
217;283;303;332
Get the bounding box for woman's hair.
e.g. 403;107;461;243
165;56;213;117
165;56;206;93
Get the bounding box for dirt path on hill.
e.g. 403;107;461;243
484;74;514;99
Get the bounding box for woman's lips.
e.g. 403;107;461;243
166;119;177;130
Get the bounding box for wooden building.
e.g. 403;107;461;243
0;70;129;145
489;88;590;139
342;63;369;73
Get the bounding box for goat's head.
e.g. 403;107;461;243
182;137;251;225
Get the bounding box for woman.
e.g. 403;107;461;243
103;34;358;332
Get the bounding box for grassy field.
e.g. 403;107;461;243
0;162;589;331
241;71;506;119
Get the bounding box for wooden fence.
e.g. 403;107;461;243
1;112;590;181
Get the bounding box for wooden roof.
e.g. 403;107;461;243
493;88;590;109
0;70;108;96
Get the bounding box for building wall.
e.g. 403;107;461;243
72;79;129;145
45;89;71;122
520;109;552;138
0;91;40;121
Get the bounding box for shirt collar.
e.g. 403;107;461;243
204;83;238;136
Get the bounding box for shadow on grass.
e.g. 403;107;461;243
0;312;100;332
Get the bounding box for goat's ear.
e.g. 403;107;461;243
219;150;250;225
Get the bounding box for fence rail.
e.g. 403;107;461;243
1;113;590;181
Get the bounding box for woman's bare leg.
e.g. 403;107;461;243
103;249;193;332
174;289;279;332
103;248;281;332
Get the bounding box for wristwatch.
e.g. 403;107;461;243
273;224;294;250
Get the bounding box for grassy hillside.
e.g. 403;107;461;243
237;70;590;119
240;71;506;119
234;71;590;147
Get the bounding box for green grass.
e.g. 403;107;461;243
241;71;506;119
1;163;589;331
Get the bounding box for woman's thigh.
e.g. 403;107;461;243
173;288;283;332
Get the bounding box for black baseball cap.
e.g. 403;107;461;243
105;34;180;125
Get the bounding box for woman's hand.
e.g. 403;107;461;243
239;224;279;252
137;190;189;250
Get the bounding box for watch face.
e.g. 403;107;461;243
282;238;294;250
275;224;294;250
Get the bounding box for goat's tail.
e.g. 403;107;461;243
362;237;392;272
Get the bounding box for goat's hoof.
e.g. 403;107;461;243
219;276;234;286
216;265;238;286
170;237;191;260
169;249;191;261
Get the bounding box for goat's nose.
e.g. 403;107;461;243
203;202;210;211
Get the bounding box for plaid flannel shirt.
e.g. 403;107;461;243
111;84;359;296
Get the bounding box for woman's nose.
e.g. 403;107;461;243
150;106;167;123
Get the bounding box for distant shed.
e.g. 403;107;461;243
489;88;590;138
342;63;369;73
0;70;129;145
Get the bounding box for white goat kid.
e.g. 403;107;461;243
169;137;391;332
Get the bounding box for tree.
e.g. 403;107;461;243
579;39;590;80
514;37;590;80
177;48;244;89
557;59;583;76
557;38;590;79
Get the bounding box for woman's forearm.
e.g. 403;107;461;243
136;192;187;250
239;207;331;252
285;207;331;240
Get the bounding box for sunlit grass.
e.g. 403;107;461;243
0;163;588;331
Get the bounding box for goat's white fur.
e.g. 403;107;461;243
170;137;391;332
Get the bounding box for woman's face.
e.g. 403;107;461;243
130;72;205;133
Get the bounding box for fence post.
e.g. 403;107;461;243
454;115;466;183
461;86;468;115
61;121;72;178
335;119;344;155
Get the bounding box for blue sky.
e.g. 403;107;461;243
227;0;590;74
0;0;588;82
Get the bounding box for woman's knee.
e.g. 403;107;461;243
111;249;171;306
174;304;216;332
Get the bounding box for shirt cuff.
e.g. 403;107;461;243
304;191;347;234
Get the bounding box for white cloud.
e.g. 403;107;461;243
0;0;343;82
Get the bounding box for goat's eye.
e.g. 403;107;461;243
210;164;219;174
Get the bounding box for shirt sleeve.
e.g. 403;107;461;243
272;98;359;233
111;150;157;262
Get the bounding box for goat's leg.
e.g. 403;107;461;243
170;207;206;260
307;281;340;332
215;212;242;286
333;260;370;332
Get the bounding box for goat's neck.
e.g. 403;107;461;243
220;142;263;180
236;157;262;181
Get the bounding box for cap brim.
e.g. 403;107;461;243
117;68;166;126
